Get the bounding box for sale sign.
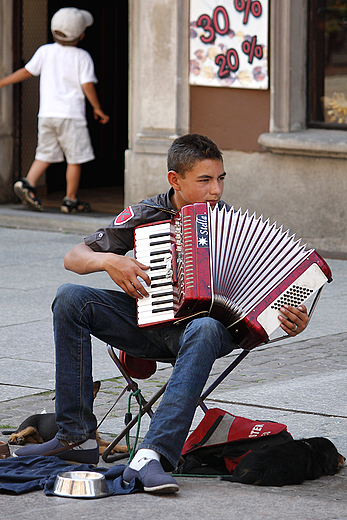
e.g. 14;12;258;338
190;0;269;89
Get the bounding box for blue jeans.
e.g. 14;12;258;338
52;283;237;468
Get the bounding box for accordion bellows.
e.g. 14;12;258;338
209;206;311;325
134;203;332;350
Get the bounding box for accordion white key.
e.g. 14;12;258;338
134;203;332;350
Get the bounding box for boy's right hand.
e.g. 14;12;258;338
0;68;33;89
64;243;149;298
104;254;151;299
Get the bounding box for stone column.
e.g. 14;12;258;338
269;0;307;133
125;0;189;206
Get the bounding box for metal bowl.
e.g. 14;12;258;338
53;471;109;498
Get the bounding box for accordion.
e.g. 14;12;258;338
134;203;332;350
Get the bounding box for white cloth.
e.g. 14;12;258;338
25;42;98;120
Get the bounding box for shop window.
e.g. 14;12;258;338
308;0;347;128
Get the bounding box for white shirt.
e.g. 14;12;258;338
25;42;98;119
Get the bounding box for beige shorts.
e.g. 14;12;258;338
35;117;95;164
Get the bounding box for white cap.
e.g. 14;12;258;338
51;7;94;42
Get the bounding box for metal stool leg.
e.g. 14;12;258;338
102;380;168;463
102;346;251;463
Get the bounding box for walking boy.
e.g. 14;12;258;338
15;134;309;494
0;7;109;213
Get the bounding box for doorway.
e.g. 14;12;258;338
14;0;128;213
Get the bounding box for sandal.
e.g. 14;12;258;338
13;179;42;211
60;196;91;213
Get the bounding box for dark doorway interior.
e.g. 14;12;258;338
46;1;128;194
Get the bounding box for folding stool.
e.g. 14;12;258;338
101;344;250;463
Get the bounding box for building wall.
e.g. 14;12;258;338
1;0;346;254
0;0;46;203
222;150;347;254
125;0;347;255
0;0;13;203
190;86;270;152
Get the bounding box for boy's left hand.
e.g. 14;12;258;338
94;108;110;124
278;304;309;336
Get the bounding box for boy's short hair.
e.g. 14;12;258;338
51;8;93;44
167;134;223;176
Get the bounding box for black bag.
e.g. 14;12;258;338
176;408;293;475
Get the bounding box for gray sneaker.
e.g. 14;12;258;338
13;437;99;465
13;179;42;211
123;459;179;494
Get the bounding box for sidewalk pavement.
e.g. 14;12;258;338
1;202;347;519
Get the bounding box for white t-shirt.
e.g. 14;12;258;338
25;42;98;120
